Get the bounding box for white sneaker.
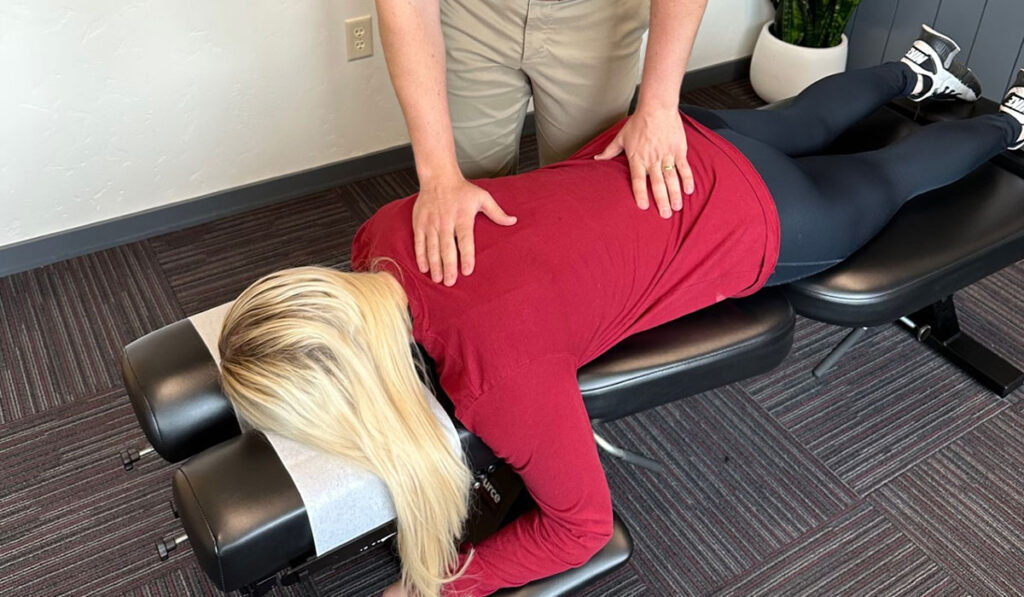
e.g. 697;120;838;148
902;24;981;102
1000;69;1024;150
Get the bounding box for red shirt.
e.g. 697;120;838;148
351;112;779;595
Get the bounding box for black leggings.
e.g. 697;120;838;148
683;61;1022;285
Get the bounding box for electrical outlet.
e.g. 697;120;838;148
345;15;373;61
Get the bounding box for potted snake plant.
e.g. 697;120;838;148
750;0;863;103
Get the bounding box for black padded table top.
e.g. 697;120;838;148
785;103;1024;327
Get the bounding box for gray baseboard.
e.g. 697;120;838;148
0;57;750;278
682;57;752;94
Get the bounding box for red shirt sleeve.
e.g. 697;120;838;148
444;355;614;596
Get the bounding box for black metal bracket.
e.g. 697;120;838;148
903;296;1024;397
240;575;279;597
592;427;667;474
281;570;324;597
813;326;871;378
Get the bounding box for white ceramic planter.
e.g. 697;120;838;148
749;21;849;104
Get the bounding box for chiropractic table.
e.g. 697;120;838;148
118;99;1023;596
783;98;1024;395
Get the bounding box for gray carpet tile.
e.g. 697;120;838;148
344;168;420;222
715;503;968;597
0;242;182;424
308;542;401;597
681;80;764;110
578;563;652;597
0;387;221;596
150;189;362;316
120;565;236;597
517;133;540;174
741;316;1009;495
872;408;1024;595
596;384;857;596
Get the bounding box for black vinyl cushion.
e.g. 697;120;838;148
121;319;239;462
579;288;794;421
785;102;1024;327
173;432;311;592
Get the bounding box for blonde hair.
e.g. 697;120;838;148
218;266;472;596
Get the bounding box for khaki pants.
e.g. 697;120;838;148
440;0;650;178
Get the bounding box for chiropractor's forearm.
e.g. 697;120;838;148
376;0;461;184
636;0;708;112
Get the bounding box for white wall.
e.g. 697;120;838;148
0;0;773;250
690;0;774;70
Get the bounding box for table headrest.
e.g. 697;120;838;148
121;302;240;462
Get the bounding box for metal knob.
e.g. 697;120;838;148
156;534;188;561
119;446;154;471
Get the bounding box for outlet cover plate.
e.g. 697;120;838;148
345;15;373;61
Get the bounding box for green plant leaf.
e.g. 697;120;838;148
815;0;833;47
830;0;862;46
799;0;816;46
772;0;862;47
785;0;806;45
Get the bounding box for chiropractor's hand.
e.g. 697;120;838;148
593;106;694;218
413;176;517;286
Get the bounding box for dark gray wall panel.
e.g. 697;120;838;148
841;5;860;67
933;0;987;62
845;5;860;37
847;1;900;69
1007;38;1024;91
966;0;1024;100
881;0;942;64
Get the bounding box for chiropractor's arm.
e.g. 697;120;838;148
375;0;517;287
595;0;708;218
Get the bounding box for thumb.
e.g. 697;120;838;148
481;195;517;226
593;137;624;161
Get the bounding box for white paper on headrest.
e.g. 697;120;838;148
264;383;461;556
187;301;251;430
187;301;235;367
